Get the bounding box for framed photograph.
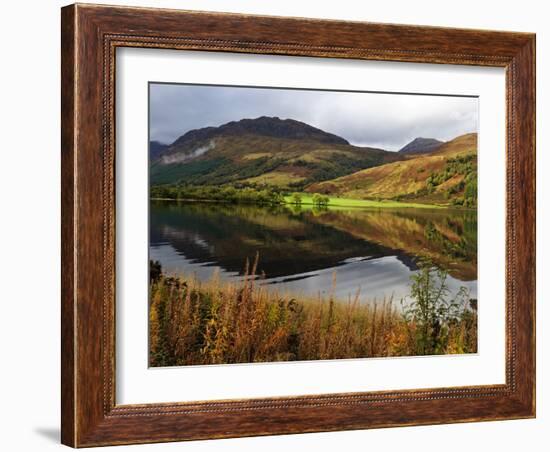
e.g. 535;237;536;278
61;3;535;447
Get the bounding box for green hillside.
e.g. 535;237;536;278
150;117;401;187
307;133;477;207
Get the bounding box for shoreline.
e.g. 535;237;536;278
149;197;459;210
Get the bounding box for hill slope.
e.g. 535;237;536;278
399;137;444;155
149;141;169;160
150;116;402;187
308;133;477;206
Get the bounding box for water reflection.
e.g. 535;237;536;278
150;201;477;303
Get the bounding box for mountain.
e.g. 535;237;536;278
308;133;477;206
149;141;169;160
150;116;402;187
399;137;444;155
165;116;349;157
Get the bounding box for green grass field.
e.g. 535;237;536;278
283;194;443;210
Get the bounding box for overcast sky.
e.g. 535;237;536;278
149;83;477;151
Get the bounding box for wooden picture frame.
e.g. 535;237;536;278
61;3;535;447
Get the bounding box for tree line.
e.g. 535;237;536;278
150;184;286;205
151;184;333;208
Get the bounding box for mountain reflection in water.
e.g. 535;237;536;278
150;201;477;304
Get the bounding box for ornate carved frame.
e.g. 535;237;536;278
61;4;535;447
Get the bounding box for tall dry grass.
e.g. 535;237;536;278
149;257;477;367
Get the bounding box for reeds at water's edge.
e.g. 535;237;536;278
149;256;477;367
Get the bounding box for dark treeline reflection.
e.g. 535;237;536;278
150;201;477;302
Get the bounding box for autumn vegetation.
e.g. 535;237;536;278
149;257;477;366
309;133;478;206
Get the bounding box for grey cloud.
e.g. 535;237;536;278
150;83;477;151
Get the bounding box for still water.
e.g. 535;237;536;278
150;201;477;304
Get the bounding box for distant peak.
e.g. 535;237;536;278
149;140;169;161
399;137;444;154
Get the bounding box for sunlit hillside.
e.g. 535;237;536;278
307;133;477;206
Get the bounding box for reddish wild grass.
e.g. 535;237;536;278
149;258;477;367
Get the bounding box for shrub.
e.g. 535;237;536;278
312;193;329;207
403;259;471;355
290;192;302;205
